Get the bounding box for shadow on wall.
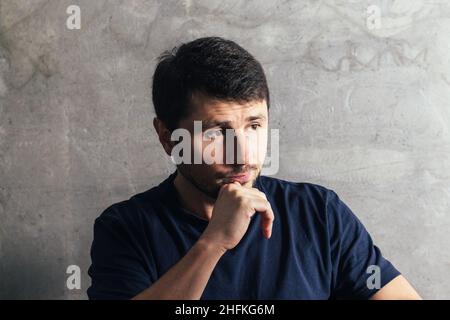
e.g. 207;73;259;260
1;234;67;299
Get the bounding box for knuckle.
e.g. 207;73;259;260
259;191;268;199
223;184;233;191
231;189;240;196
237;197;246;207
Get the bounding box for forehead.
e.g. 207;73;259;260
187;92;268;122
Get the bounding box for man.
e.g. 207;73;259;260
87;37;421;300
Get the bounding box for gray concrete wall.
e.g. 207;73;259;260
1;0;449;299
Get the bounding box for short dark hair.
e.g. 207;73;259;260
152;37;270;131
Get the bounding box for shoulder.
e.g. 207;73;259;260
94;183;163;230
257;175;334;204
257;175;350;224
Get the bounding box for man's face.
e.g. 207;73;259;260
175;93;269;199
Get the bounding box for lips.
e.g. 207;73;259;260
224;172;251;184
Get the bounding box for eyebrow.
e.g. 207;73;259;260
201;114;267;130
202;120;232;130
246;114;267;122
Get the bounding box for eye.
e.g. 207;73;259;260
204;129;224;140
250;123;261;130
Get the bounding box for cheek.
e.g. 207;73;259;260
191;133;206;163
190;134;224;169
248;129;268;165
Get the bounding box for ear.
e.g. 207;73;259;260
153;117;173;156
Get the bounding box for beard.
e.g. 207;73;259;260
177;164;261;200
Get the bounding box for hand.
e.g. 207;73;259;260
200;182;274;251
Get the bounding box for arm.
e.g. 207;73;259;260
132;237;225;300
326;190;421;299
370;275;422;300
133;182;274;300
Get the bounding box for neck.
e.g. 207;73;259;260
173;170;215;221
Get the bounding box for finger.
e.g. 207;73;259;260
241;187;268;201
251;199;275;239
219;181;241;195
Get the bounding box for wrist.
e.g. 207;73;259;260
196;236;228;256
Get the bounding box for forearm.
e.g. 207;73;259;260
132;237;226;300
369;275;422;300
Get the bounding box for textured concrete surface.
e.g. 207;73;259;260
1;0;449;299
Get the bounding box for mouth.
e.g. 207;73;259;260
222;172;252;184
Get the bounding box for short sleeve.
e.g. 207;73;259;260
326;190;401;299
87;206;154;300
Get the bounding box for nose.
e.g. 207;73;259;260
225;129;250;165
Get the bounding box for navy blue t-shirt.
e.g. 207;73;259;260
87;171;400;300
